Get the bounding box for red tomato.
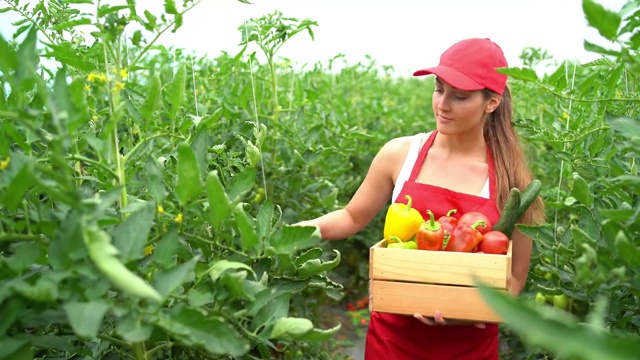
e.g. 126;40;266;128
458;211;492;234
477;230;510;254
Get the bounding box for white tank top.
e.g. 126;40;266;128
392;132;490;202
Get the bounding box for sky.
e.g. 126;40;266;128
0;0;629;76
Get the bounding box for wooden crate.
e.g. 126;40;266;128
369;239;512;323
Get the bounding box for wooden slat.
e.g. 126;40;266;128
369;280;506;323
369;240;511;288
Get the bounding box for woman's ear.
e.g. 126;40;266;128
485;96;502;114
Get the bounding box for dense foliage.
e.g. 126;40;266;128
0;0;638;359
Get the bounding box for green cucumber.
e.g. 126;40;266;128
493;187;522;238
516;179;542;220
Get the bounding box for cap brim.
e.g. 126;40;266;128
413;66;483;91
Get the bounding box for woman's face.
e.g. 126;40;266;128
431;78;500;135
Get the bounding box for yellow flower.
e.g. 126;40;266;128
87;73;108;82
111;82;125;92
562;112;569;120
84;84;91;92
120;68;128;80
144;245;154;256
157;205;165;214
174;213;183;223
0;157;10;170
92;115;98;122
616;90;623;98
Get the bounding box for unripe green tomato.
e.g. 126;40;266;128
534;292;547;305
544;272;552;280
553;294;568;310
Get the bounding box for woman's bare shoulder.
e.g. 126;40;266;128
379;134;421;157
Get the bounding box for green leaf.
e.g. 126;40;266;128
227;167;257;202
233;203;260;251
614;231;640;268
208;260;256;283
584;40;621;57
48;213;86;269
206;170;233;228
16;334;75;353
145;156;168;202
5;241;42;272
166;63;186;118
140;74;161;119
191;126;209;181
176;143;203;206
50;18;92;31
583;0;621;41
270;317;313;340
155;306;250;357
0;338;33;360
98;4;130;17
497;67;538;82
0;298;24;337
63;301;110;338
296;249;341;279
16;26;39;84
2;157;35;211
112;201;156;263
256;199;274;240
547;62;567;89
115;312;153;342
476;283;640;360
221;271;251;299
153;228;180;268
269;225;321;255
152;255;199;297
164;0;178;14
296;323;341;341
252;292;291;329
0;31;18;73
43;42;95;71
83;224;163;303
571;173;593;206
607;115;640;138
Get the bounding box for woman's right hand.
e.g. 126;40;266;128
414;311;486;329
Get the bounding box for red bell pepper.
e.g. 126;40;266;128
458;211;492;234
416;210;445;251
437;209;458;236
444;220;486;252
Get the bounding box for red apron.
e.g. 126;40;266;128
365;131;501;360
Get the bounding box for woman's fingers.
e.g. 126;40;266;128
414;311;486;328
413;313;437;325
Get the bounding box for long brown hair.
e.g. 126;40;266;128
483;86;545;225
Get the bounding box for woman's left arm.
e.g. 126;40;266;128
510;228;533;295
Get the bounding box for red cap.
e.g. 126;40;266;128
413;38;508;95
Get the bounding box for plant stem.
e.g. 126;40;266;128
98;334;131;347
131;342;148;360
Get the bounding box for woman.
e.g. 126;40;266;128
297;38;545;359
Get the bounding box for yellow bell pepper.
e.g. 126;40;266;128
383;195;424;242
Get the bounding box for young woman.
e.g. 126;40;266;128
297;38;545;359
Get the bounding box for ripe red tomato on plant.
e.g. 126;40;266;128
477;230;510;254
458;211;492;234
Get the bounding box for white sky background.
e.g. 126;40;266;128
0;0;629;76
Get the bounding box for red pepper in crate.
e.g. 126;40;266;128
416;210;444;250
458;211;492;234
444;220;486;252
437;209;458;235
